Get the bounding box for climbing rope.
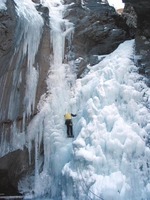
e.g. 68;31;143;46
75;162;104;200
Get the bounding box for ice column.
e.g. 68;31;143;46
32;0;75;197
9;0;44;117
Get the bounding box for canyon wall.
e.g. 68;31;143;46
0;0;135;196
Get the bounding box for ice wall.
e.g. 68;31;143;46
0;0;44;156
12;0;44;117
1;0;149;199
62;40;150;200
19;0;75;198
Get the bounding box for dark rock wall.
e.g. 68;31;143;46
0;1;16;73
34;5;51;109
0;149;30;196
65;0;131;76
66;0;130;57
123;0;150;84
123;0;150;37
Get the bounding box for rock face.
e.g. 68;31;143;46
0;1;17;76
65;0;131;76
123;0;150;37
0;0;50;196
0;0;137;196
123;0;150;84
0;149;30;196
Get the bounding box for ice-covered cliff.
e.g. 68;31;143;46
0;0;150;199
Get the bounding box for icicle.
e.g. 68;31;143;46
14;0;44;117
28;0;76;197
12;0;75;196
34;129;39;194
0;0;44;159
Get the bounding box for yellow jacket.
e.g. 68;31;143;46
64;113;72;120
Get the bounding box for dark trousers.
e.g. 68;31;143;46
65;119;73;136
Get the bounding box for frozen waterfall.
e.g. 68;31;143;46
19;0;76;198
0;0;150;200
61;40;150;200
0;0;44;156
19;1;150;200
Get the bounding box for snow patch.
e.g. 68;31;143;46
0;0;7;10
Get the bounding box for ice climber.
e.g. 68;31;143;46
64;113;77;137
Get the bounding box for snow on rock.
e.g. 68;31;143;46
0;0;7;10
62;40;150;200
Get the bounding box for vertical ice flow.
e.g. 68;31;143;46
24;0;75;197
3;0;150;199
62;40;150;200
0;0;44;157
11;0;44;117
